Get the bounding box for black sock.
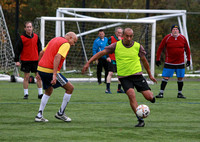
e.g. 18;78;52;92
106;83;110;90
160;78;168;91
118;84;121;90
150;97;155;103
136;115;144;122
177;80;183;92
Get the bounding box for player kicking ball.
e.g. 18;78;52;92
82;28;157;127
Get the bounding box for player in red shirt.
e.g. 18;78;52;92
14;21;43;99
105;27;124;94
34;32;78;122
156;25;191;99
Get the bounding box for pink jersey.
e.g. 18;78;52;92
156;33;191;65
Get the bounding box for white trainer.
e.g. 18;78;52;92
35;116;49;122
55;112;71;122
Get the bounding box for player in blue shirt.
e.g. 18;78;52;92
92;29;108;84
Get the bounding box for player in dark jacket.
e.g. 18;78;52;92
14;21;43;99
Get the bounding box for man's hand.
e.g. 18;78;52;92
106;57;111;62
156;61;161;67
15;62;21;67
35;72;41;81
186;61;190;67
82;63;89;74
149;75;157;84
51;74;57;85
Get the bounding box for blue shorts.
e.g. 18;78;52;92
162;68;185;78
38;71;68;90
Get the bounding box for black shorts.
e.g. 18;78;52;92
21;61;38;73
119;75;151;93
107;61;117;72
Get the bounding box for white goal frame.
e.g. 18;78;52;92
40;17;156;76
39;8;192;77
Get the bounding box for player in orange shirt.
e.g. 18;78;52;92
14;21;43;99
34;32;78;122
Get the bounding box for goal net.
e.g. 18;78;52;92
0;5;15;74
34;17;155;77
34;8;190;78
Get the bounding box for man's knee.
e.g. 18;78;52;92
65;83;74;94
126;89;136;98
108;72;113;76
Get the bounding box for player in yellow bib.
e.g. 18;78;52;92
82;28;157;127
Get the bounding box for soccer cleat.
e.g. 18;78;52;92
156;93;163;98
135;121;145;127
55;112;71;122
117;89;125;93
150;97;156;103
105;90;112;94
35;116;48;122
38;94;43;99
177;93;186;99
23;94;28;99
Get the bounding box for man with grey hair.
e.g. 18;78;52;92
105;27;124;94
35;32;78;122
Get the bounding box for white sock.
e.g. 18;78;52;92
59;93;72;115
24;89;28;95
37;94;50;117
38;88;43;95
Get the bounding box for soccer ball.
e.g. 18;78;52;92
136;104;150;118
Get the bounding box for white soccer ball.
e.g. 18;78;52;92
136;104;150;118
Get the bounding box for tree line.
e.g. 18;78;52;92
1;0;200;69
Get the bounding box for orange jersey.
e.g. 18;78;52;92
20;33;39;61
38;37;70;73
108;36;123;60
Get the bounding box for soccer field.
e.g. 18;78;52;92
0;80;200;142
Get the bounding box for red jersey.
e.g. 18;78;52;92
108;35;123;60
156;33;190;65
38;37;69;72
20;33;39;61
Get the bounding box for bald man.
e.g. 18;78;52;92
35;32;78;122
82;28;157;127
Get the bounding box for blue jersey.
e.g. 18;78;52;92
92;37;108;59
